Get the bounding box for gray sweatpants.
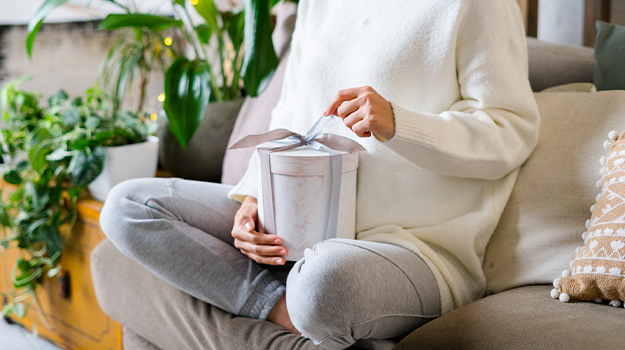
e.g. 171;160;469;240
100;177;440;349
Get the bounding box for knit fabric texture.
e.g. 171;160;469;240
554;131;625;305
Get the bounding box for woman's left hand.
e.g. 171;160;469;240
324;86;395;141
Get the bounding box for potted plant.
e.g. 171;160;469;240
0;79;157;320
27;0;298;182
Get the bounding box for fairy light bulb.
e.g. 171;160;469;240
164;37;173;46
158;93;166;102
190;0;198;4
151;113;158;121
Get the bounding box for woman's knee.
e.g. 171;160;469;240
285;240;362;348
99;178;165;257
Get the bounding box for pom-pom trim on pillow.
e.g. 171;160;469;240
551;130;625;307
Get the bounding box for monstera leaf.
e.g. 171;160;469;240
163;58;212;149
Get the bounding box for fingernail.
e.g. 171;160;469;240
279;249;287;255
323;109;328;116
244;221;252;230
273;238;281;244
275;258;283;264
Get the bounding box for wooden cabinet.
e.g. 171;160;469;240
0;196;122;350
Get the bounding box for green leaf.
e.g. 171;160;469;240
16;160;29;171
195;24;212;45
68;147;105;187
3;170;23;185
34;225;63;262
85;116;100;129
241;0;279;97
93;131;114;143
26;0;70;57
0;206;11;227
223;10;244;49
194;0;220;34
62;107;80;127
98;14;181;31
9;187;24;202
68;138;89;151
163;58;212;149
48;89;68;107
71;97;83;107
28;146;52;173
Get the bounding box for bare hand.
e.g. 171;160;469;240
324;86;395;140
231;196;288;265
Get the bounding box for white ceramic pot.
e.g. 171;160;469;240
88;136;159;202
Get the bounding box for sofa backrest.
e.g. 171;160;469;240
526;38;595;92
484;90;625;294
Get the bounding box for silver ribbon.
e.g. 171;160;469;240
230;116;365;240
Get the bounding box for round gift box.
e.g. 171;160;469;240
257;145;359;261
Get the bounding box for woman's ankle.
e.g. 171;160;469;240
267;293;301;335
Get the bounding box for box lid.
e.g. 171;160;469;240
258;143;359;176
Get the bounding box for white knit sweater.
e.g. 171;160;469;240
229;0;540;314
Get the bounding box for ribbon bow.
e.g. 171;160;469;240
231;116;365;240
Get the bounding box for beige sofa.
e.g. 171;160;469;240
91;5;625;349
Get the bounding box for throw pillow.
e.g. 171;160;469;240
594;21;625;91
551;130;625;307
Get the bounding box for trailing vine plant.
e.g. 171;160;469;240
0;78;155;320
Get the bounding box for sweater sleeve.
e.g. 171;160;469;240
384;0;540;180
228;2;308;202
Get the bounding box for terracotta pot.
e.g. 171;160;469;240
158;98;245;182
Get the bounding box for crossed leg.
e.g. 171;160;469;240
100;177;440;349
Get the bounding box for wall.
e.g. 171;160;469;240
0;22;165;115
537;0;625;46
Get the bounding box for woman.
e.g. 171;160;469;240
100;1;539;349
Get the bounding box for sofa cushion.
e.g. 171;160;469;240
394;285;625;350
91;239;321;350
554;130;625;304
484;91;625;294
527;37;595;92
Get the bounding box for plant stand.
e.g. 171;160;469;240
0;192;122;350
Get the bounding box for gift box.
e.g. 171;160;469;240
256;143;359;260
231;116;365;261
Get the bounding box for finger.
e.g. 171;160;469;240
352;119;372;138
236;240;288;257
343;109;365;129
241;249;286;265
336;98;363;120
236;211;258;232
324;88;361;116
232;227;283;245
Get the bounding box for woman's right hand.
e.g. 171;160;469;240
232;196;288;265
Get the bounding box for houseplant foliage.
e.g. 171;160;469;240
0;78;155;319
27;0;297;149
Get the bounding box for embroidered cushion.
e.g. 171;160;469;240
552;130;625;306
